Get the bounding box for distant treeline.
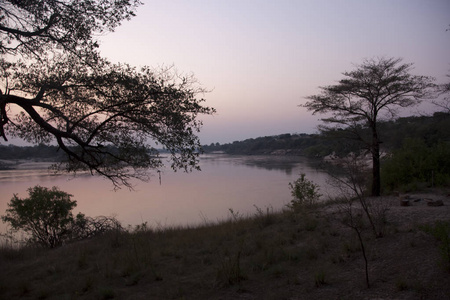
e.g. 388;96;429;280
0;144;66;161
1;112;449;160
202;112;450;157
203;133;324;156
0;144;129;161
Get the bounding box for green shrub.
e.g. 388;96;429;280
314;270;327;287
1;186;78;248
382;139;450;191
287;174;322;211
216;250;245;286
1;185;121;248
253;205;276;228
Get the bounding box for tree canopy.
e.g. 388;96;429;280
434;74;450;112
303;57;435;196
1;185;121;247
2;186;77;248
0;0;140;58
0;0;215;188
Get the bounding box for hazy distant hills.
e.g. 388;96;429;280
202;112;450;157
0;112;448;162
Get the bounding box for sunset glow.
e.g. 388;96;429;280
74;1;450;144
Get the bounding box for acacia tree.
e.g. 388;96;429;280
303;57;434;196
0;1;215;188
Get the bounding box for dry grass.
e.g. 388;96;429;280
1;189;450;300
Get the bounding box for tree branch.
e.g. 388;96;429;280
0;13;60;38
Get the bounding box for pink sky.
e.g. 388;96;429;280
39;1;450;144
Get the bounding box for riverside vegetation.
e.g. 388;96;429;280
1;185;449;299
1;111;449;299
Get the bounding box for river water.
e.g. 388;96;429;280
0;155;334;232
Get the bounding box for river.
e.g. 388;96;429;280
0;155;334;232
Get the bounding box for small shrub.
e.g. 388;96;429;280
366;197;391;237
228;208;243;222
314;270;327;287
77;251;89;270
287;174;322;211
0;238;25;260
382;139;450;191
1;185;122;248
253;205;276;228
1;186;77;248
216;250;245;286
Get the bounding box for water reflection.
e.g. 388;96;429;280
201;154;317;175
0;155;333;232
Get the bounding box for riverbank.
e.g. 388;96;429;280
1;188;449;299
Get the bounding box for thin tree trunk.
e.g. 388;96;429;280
371;127;381;197
355;227;370;288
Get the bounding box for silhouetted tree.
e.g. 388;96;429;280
2;185;121;247
0;1;215;188
0;0;139;58
303;57;435;196
433;74;450;112
2;186;78;248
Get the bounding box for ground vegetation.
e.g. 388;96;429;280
0;189;449;299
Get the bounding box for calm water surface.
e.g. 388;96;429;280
0;155;333;232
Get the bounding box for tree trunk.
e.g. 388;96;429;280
371;128;381;197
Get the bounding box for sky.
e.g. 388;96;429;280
99;0;450;145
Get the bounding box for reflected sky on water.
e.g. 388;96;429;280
0;155;334;232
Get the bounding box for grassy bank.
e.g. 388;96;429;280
1;190;450;300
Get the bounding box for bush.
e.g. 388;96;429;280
70;214;122;241
1;186;121;248
381;139;450;191
2;186;79;248
287;174;322;211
